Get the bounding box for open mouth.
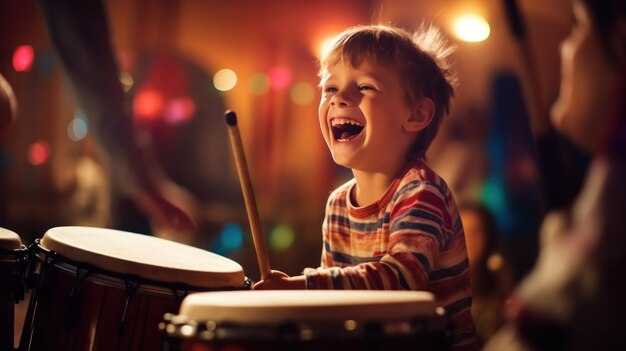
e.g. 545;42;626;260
331;118;364;141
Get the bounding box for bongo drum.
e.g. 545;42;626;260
0;228;28;351
20;226;249;351
161;290;452;351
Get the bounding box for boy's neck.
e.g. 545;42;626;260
351;162;410;207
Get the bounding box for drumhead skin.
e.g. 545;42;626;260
40;226;245;289
0;227;21;250
180;290;436;324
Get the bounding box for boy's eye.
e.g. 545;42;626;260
324;87;338;93
359;85;375;91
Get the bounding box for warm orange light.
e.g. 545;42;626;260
119;71;134;92
290;82;315;105
452;14;490;42
213;68;237;91
317;35;338;59
133;89;165;120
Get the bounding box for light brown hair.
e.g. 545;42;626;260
318;24;457;159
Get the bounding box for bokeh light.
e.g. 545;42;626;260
249;73;270;96
268;66;292;90
481;177;515;233
290;82;315;105
208;236;225;256
213;68;237;91
270;224;295;251
13;45;35;72
219;222;244;251
133;89;165;120
452;14;490;42
67;110;89;141
37;52;54;74
164;97;196;124
28;141;50;166
119;71;134;92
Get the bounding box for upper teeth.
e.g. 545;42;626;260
331;118;363;127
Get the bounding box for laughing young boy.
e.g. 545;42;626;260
254;24;477;350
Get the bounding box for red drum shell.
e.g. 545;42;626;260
21;227;248;351
0;228;27;351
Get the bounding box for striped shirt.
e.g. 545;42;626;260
304;160;477;350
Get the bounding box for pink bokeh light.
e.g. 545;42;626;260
13;45;34;72
268;66;292;90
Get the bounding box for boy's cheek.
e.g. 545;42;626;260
321;132;332;148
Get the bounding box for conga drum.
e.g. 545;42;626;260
1;228;28;351
20;226;249;351
161;290;452;351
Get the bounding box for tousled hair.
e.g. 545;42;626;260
318;24;457;159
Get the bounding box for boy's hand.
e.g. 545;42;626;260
253;270;306;290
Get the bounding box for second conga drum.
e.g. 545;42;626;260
0;228;27;351
21;226;248;351
162;290;452;351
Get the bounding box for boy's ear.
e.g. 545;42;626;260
403;98;434;132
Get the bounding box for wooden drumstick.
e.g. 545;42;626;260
225;110;272;280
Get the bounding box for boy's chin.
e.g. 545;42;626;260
331;155;355;169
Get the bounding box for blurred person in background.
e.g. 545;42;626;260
36;0;199;238
485;0;626;349
459;202;514;346
0;73;17;134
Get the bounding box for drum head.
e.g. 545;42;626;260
40;226;245;289
0;227;21;250
179;290;436;324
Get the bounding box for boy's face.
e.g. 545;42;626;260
318;58;416;173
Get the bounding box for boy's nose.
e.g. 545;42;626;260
330;90;352;106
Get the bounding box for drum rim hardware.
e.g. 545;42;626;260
0;245;29;303
160;308;452;342
29;238;252;296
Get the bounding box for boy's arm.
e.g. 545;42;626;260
304;235;440;290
